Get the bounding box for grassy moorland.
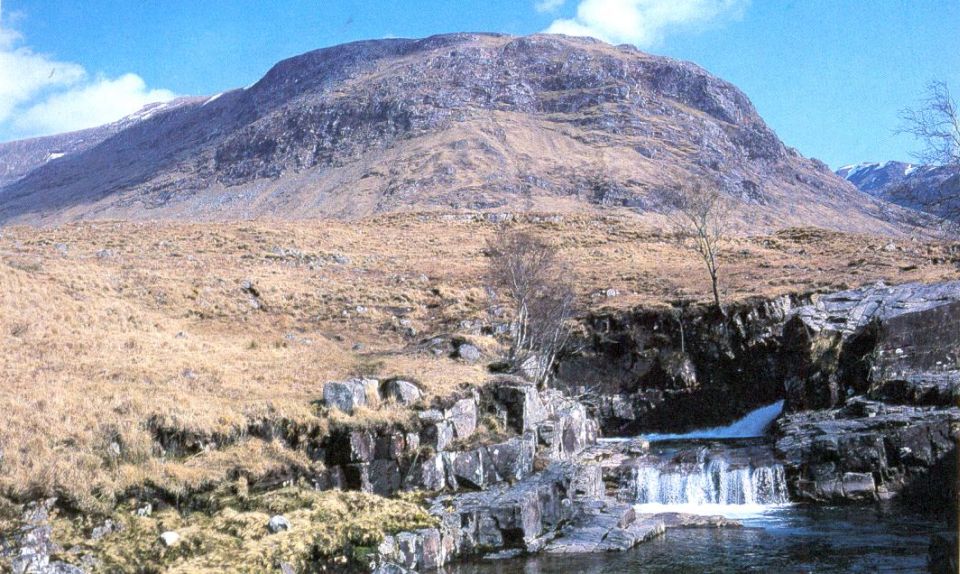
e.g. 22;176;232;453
0;212;955;517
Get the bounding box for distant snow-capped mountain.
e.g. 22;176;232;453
837;160;960;221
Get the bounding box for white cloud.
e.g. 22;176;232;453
535;0;566;13
12;73;176;136
0;4;176;140
545;0;748;47
0;39;85;123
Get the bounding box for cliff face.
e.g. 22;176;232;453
565;281;960;434
0;33;912;232
781;281;960;411
561;295;807;435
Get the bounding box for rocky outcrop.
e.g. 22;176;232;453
380;379;424;406
311;376;599;500
773;282;960;506
364;377;782;572
567;281;960;438
542;500;665;554
564;294;806;434
775;398;959;506
367;400;607;573
323;378;380;414
567;280;960;509
782;281;960;411
0;499;85;574
317;392;483;495
372;444;741;571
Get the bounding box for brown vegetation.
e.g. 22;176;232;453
0;212;956;512
51;487;435;573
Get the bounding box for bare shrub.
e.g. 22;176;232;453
895;81;960;234
486;230;577;387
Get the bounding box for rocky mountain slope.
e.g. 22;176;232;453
0;33;922;232
838;160;960;222
0;97;201;189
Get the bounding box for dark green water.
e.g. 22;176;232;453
446;505;948;573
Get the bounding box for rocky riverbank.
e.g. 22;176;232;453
371;274;960;573
563;281;959;502
774;281;960;508
561;294;808;434
3;280;958;573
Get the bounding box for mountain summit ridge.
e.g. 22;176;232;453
837;160;960;222
0;33;918;232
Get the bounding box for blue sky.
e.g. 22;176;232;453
1;0;958;169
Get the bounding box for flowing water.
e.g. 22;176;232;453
618;401;792;514
448;402;948;572
626;444;791;509
600;400;787;443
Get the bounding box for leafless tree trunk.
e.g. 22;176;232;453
895;81;960;235
663;182;732;312
898;80;960;167
670;296;691;354
486;230;577;387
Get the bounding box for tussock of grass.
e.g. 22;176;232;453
122;439;318;504
51;487;435;573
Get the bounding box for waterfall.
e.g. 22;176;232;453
641;400;785;442
603;400;793;515
629;457;790;507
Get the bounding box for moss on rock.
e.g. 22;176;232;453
51;487;435;573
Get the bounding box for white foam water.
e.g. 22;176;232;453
628;457;790;507
613;400;793;517
641;400;785;442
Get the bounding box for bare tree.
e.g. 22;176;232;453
486;230;577;387
663;182;732;312
898;80;960;167
893;81;960;233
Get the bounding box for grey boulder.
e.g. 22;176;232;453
380;379;423;406
323;378;377;414
267;515;292;534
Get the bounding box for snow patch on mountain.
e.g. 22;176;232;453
838;160;960;222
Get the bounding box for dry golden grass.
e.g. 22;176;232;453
0;212;956;510
48;487;435;573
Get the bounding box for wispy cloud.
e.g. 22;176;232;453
535;0;566;13
0;2;175;141
544;0;748;47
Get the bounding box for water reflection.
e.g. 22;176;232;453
445;505;946;574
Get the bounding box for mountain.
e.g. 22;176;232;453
0;33;922;232
0;98;202;189
837;161;960;222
